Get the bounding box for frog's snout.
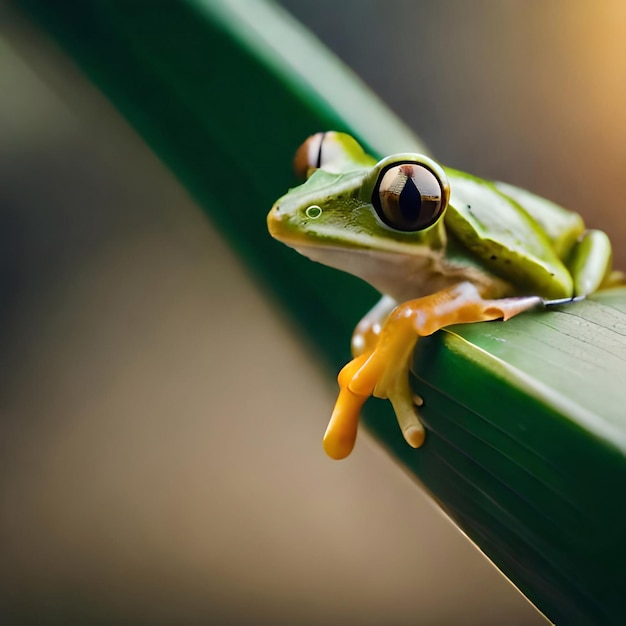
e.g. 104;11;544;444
267;203;285;240
267;200;316;248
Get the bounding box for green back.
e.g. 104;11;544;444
444;169;575;299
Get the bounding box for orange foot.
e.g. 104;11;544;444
323;282;542;459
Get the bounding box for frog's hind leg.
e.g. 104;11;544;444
568;229;614;296
323;282;542;459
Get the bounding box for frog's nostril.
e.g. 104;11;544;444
267;206;284;238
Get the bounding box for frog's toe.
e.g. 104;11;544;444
404;423;426;448
346;354;384;397
323;355;370;459
323;391;364;459
388;380;426;449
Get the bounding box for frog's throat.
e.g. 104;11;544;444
292;243;510;302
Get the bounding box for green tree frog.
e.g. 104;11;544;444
267;132;620;460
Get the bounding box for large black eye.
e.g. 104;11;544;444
372;162;446;231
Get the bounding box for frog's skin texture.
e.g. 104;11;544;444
267;132;618;459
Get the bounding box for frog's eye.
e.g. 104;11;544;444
294;131;366;179
373;162;447;232
294;132;326;179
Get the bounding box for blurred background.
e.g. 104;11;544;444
1;1;625;624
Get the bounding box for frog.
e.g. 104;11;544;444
267;131;619;460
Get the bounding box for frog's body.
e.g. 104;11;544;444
267;132;618;459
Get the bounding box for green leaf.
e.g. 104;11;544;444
402;288;626;625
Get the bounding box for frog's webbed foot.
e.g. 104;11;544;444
322;355;370;459
323;282;543;460
323;337;424;460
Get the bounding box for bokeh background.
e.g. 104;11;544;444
1;1;625;624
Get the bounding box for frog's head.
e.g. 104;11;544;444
267;132;450;295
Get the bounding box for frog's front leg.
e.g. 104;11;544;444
323;282;542;460
320;295;397;461
351;295;397;356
